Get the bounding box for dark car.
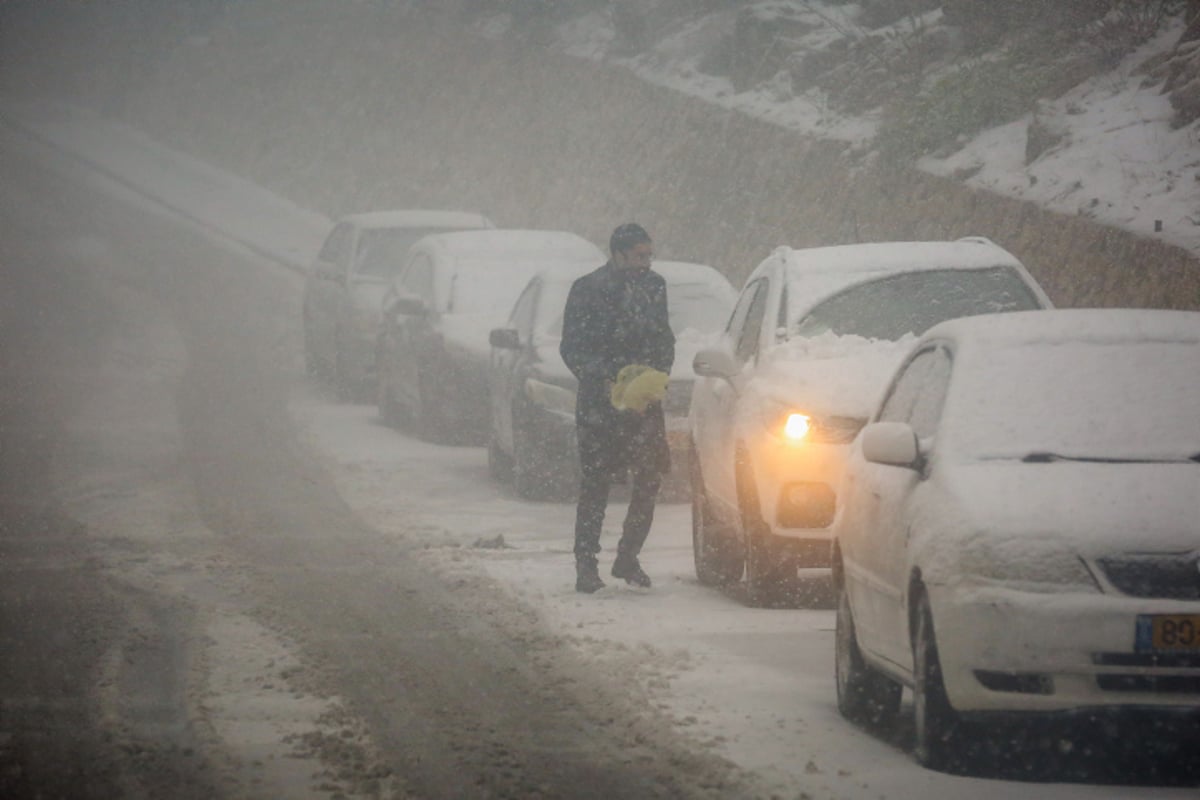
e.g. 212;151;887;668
302;209;493;401
376;229;605;444
487;260;737;501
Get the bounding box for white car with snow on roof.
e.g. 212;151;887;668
376;229;604;444
302;209;494;401
832;308;1200;771
688;238;1052;607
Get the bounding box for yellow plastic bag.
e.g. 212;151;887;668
611;364;669;413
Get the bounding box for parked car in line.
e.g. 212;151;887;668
302;209;494;401
376;229;605;444
688;238;1053;607
832;308;1200;771
486;260;737;501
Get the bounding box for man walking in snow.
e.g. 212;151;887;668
560;223;675;593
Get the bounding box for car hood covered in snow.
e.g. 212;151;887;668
915;459;1200;588
747;333;917;419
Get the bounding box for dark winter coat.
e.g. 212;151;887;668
560;262;675;475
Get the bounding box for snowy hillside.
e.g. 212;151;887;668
475;1;1200;259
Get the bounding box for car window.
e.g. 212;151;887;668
401;254;436;305
318;223;352;267
792;267;1041;341
354;227;453;278
508;279;539;339
877;347;937;424
907;348;952;439
537;281;573;337
735;279;769;364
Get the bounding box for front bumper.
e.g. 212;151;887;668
929;582;1200;714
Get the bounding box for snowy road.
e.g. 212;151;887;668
2;106;1197;799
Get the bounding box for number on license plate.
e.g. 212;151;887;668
1135;614;1200;652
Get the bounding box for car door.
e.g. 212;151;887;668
491;279;539;455
385;252;438;415
852;345;953;670
694;276;771;526
306;222;353;367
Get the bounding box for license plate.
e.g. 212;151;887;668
1135;614;1200;652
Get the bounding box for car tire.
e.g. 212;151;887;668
690;448;743;586
835;580;901;728
912;590;967;771
512;414;552;500
334;341;361;403
488;435;513;483
303;327;320;377
736;451;798;607
413;368;452;443
378;377;405;429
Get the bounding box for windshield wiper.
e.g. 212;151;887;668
1022;452;1194;465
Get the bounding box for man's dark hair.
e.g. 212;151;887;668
609;222;651;255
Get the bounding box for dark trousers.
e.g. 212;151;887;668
573;422;662;562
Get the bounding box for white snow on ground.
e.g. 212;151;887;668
547;10;1200;259
919;20;1200;256
8;100;1195;799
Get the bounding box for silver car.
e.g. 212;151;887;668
302;209;493;401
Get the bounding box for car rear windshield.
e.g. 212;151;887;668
356;228;456;278
791;267;1041;341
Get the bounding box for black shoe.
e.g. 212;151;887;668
611;555;651;588
576;559;605;594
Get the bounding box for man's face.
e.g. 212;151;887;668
614;242;653;272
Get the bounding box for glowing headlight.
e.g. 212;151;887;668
783;413;811;441
761;398;813;443
760;398;865;444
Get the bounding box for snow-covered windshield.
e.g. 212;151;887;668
355;227;453;278
791;267;1040;340
952;340;1200;461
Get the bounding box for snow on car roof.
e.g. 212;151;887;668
925;306;1200;348
341;209;494;230
418;229;605;262
772;238;1030;305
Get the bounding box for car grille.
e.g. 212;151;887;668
1094;652;1200;669
1096;553;1200;599
1091;653;1200;694
1095;674;1200;693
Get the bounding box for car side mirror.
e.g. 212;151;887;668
861;421;921;470
693;346;739;381
489;328;521;350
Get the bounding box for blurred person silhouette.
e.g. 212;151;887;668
560;223;674;593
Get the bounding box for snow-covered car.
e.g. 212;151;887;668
302;209;494;401
486;260;736;501
376;229;604;444
688;238;1053;606
832;308;1200;771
